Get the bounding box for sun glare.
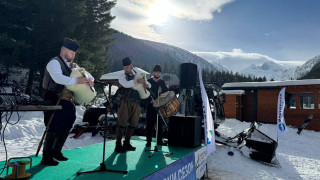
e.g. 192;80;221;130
145;0;172;25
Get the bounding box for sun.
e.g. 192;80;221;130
145;0;172;25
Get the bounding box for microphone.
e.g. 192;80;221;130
94;80;108;85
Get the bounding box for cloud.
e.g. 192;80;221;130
111;0;234;42
195;48;279;61
112;0;147;21
116;0;234;21
193;49;304;72
168;0;235;20
111;0;166;42
264;31;276;36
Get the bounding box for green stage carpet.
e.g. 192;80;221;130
1;136;202;180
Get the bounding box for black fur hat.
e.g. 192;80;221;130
153;64;161;72
62;38;79;52
122;57;132;66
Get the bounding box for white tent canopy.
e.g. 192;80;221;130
100;67;150;80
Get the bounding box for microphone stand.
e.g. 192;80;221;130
77;81;128;175
145;89;173;158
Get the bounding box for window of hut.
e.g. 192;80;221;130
300;92;314;109
286;92;296;109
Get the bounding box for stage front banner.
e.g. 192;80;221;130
195;146;207;180
143;153;196;180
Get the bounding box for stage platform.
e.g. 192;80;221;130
1;136;207;180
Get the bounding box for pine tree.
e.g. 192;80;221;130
75;0;116;80
0;0;32;79
25;0;85;95
1;0;116;95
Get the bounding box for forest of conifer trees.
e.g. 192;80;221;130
0;0;116;95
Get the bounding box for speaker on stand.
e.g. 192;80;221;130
178;63;198;116
180;63;197;89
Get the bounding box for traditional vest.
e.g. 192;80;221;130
121;73;141;103
42;56;76;93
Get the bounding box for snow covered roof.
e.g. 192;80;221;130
100;67;150;80
222;79;320;90
222;90;245;95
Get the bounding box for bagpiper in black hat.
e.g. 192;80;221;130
62;38;79;52
153;64;161;72
122;57;132;66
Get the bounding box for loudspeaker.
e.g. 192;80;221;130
168;115;202;147
180;63;197;89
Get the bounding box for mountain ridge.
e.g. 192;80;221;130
106;33;227;73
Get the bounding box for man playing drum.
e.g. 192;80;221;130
41;38;94;166
146;64;168;147
115;57;151;153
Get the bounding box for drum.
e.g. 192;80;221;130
153;91;180;118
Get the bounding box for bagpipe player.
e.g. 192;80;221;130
41;38;94;166
114;57;151;153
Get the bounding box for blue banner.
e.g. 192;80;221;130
143;153;196;180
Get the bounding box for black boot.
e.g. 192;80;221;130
146;141;151;147
146;130;152;147
41;132;59;166
41;154;59;166
53;132;69;161
123;140;136;151
115;142;126;153
53;152;68;161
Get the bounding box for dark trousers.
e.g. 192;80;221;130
42;91;76;156
146;104;163;143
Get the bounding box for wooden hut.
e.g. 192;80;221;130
222;79;320;131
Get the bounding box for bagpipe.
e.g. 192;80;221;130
65;68;97;104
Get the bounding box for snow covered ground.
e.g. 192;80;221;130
209;120;320;180
1;108;320;179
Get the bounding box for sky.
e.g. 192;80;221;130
110;0;320;63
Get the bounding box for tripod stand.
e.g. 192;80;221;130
145;91;173;158
77;82;128;175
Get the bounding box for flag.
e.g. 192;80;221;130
198;65;216;155
277;87;288;137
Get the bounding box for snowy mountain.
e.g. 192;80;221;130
141;40;227;72
240;61;287;80
193;50;306;80
241;55;320;80
281;55;320;80
106;33;227;73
